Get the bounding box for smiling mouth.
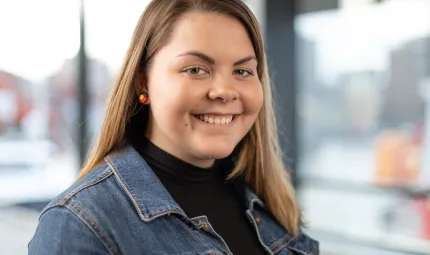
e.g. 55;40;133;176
192;114;238;125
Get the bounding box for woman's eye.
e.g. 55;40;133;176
234;69;254;77
185;67;207;75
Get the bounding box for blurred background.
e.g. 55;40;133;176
1;0;430;254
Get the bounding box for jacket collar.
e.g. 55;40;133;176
104;145;318;254
105;144;186;221
104;144;264;221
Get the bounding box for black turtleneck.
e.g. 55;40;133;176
135;138;266;255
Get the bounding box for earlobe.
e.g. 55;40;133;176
138;92;150;104
135;72;148;96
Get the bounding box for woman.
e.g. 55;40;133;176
29;0;318;254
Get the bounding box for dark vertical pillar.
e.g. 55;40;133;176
263;0;298;186
78;0;88;168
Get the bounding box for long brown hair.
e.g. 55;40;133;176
79;0;301;235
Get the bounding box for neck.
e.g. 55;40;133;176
144;127;215;168
135;137;219;184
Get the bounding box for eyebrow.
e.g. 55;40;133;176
177;51;258;66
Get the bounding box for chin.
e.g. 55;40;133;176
194;143;236;160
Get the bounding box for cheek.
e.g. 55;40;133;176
242;82;264;115
148;80;198;125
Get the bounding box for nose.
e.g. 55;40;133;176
207;76;239;103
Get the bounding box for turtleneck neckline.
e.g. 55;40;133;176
136;138;219;183
132;138;268;255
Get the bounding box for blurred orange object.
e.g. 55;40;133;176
375;130;420;187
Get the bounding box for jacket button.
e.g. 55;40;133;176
255;217;261;225
200;224;208;231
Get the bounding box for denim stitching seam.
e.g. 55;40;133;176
271;234;292;253
104;156;146;218
59;168;112;204
39;167;113;217
105;156;188;221
65;201;119;255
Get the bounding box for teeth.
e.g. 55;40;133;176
195;114;234;125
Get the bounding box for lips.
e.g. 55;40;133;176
192;114;236;125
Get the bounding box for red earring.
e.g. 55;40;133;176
138;92;149;104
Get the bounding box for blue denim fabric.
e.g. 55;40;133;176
28;145;319;254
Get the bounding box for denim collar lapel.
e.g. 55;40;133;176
104;144;187;221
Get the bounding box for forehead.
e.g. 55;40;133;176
161;11;255;61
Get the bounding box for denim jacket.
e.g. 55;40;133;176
29;145;319;255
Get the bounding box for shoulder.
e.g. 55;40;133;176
29;204;116;254
30;164;123;254
44;143;143;211
42;164;114;214
40;160;134;223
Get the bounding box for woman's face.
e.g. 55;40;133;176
144;11;263;168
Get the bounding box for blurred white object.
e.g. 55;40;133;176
20;109;48;140
0;207;39;255
0;139;55;172
0;90;17;124
0;138;77;206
